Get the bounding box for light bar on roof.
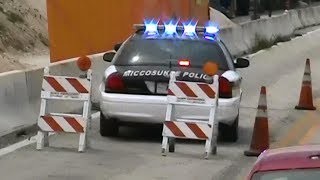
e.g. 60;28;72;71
135;19;220;39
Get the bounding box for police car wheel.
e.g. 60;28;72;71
100;113;119;137
219;115;239;142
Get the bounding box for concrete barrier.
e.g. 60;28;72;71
311;6;320;25
217;5;320;57
220;13;295;56
209;7;237;29
297;7;319;27
287;10;303;30
25;68;43;123
219;26;248;57
0;71;35;137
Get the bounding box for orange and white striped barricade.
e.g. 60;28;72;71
36;67;92;152
161;72;219;159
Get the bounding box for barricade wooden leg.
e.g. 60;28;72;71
161;136;168;156
78;133;86;152
36;131;45;150
204;138;212;159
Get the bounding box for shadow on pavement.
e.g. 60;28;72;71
103;123;251;147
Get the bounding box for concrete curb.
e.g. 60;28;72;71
0;123;38;149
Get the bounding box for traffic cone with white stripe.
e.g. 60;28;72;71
295;59;316;110
244;86;269;157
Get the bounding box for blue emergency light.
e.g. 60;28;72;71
164;20;179;36
144;19;160;35
203;22;220;40
205;26;219;34
182;20;198;37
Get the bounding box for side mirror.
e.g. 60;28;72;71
114;43;122;51
234;58;250;68
103;51;116;62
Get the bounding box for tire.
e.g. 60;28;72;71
219;115;239;142
100;113;119;137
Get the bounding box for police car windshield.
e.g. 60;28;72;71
114;38;229;70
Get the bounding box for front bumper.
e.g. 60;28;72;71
99;90;241;126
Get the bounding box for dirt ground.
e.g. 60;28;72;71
0;0;49;73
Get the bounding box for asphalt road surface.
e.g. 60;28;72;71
1;29;320;180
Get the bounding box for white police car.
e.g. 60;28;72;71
99;20;249;142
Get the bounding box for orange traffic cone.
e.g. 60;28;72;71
295;59;316;110
244;86;269;157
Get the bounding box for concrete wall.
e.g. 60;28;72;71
0;71;36;136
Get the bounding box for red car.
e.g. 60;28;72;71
247;145;320;180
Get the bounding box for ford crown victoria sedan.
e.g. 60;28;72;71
99;21;250;142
